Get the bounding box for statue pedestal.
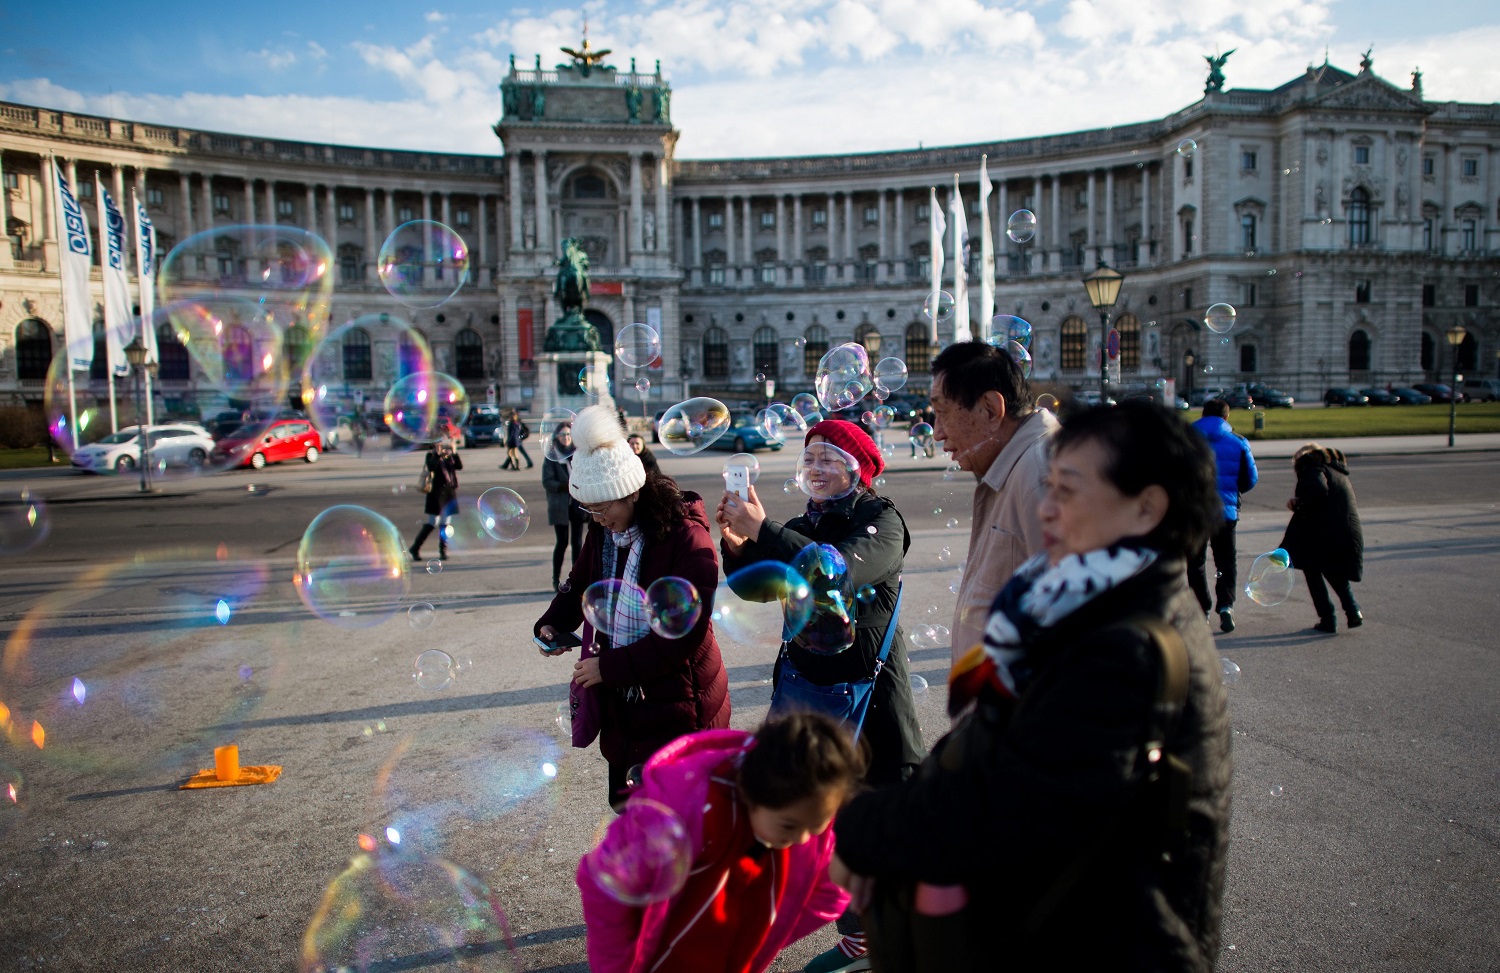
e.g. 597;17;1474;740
534;350;617;419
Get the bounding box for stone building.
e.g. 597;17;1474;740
2;49;1497;421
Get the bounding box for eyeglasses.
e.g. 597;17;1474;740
579;500;616;516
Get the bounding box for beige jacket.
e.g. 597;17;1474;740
949;408;1059;662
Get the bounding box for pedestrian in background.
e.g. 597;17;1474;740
513;409;535;469
626;432;661;477
1188;398;1258;633
1280;443;1364;633
543;423;585;591
409;437;462;562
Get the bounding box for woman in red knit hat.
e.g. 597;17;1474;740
716;418;925;973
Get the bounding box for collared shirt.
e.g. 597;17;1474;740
950;409;1059;662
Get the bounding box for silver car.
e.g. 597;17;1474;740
70;424;216;474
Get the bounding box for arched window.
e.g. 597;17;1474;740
15;319;52;380
343;328;372;382
1348;188;1371;246
905;323;932;374
1239;345;1258;373
702;327;729;379
854;323;882;357
803;324;829;375
573;173;607;199
1060;316;1088;370
753;326;779;379
156;322;190;381
223;325;255;384
1420;332;1435;372
398;330;426;378
283;325;310;375
1115;313;1141;370
454;328;485;380
1348;329;1371;371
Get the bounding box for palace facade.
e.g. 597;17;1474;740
2;51;1498;418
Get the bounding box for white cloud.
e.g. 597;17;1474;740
425;10;448;23
251;48;298;70
306;41;328;60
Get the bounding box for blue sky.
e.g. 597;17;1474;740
3;0;1497;158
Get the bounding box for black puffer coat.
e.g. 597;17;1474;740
834;556;1232;972
421;446;462;517
1280;446;1363;581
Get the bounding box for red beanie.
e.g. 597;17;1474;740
804;419;884;487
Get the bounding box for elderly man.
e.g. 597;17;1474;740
930;341;1058;661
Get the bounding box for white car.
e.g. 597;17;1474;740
71;424;216;474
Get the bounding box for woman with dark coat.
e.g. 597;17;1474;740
1280;443;1364;633
542;424;585;591
409;438;462;562
828;402;1232;973
535;405;730;810
627;432;662;476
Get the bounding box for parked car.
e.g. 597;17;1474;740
1248;384;1295;408
71;424;217;474
1072;390;1118;408
1324;387;1370;407
210;418;323;470
1459;378;1500;402
704;412;785;453
1391;387;1433;405
462;405;504;448
1222;387;1255;410
1187;387;1226;407
1358;387;1398;406
1413;383;1463;403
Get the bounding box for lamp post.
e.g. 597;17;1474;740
1081;262;1125;401
1184;349;1196;401
1445;323;1466;448
124;337;151;493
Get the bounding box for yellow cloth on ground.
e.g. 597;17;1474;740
179;765;283;789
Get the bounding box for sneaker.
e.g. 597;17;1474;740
1218;609;1235;633
805;941;872;973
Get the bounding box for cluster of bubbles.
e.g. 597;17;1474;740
717;563;814;648
757;403;808;446
986;313;1035;377
909;623;952;650
814;343;874;412
792;543;856;656
1244;548;1295;607
579;578;704;643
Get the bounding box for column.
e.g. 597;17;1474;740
324;185;337;261
384;190;396;252
675;195;686;269
1030;176;1043;273
440;192;451;230
996;181;1008;278
532;152;550;255
243;180;258;277
305;184;316;237
723;194;736;282
38;154;58;270
421;192;435;286
177;172;194;245
363;189;377;282
629;151;644;257
844;191;855;263
893;190;905;282
1104;168;1116;265
654;156;671;257
1049;173;1062;272
1138;165;1151;266
775;195;787;283
690;197;703;287
792;194;805;286
1086;170;1097;264
508;152;524;251
0;152;9;268
266;180;278;230
741;196;752;285
476;196;490;286
201;176;216;273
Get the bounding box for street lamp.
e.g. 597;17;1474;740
1184;349;1196;401
1081;262;1125;400
1445;323;1466;447
124;337;152;492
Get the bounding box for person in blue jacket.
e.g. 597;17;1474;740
1189;399;1258;632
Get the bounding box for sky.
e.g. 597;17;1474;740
3;0;1498;160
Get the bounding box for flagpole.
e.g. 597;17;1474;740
132;188;156;426
50;154;81;451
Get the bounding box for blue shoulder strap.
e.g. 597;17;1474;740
876;580;904;668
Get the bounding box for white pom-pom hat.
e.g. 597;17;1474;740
567;405;646;504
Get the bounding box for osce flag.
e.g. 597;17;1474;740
978;156;995;338
52;160;95;371
950;178;970;343
928;187;945;342
97;179;131;377
133;190;159;362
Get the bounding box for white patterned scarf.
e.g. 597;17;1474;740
599;525;648;648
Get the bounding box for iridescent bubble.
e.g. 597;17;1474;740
795;442;861;502
721;563;814;644
790;543;854;656
156;301;294;446
988;314;1032;349
873;357;908;393
299;849;516;972
1202;364;1215;375
1270;785;1283;798
1003;340;1033;378
414;649;455;690
758;403;807;445
872;386;891;403
909;674;929;695
538;408;577;462
815;343;873;413
946;518;959;529
755;372;767;384
1221;658;1241;685
301;314;434;456
880;443;895;458
793;336;807;349
383;372;470;445
0;490;50;556
790;393;821;419
1005;210;1037;244
634;377;651;394
870;405;897;428
1244;549;1295;607
476;487;529;542
938;546;952;563
872;476;887;487
1177;138;1197;159
922;290;956;324
722;452;761;485
581;579;649;641
782;478;798;494
657;397;731;456
294;505;410;628
585;798;692;906
645;577;702;639
615;323;663;369
578;363;610;400
425;559;443;576
909;421;934;447
377;220;471;309
1204;303;1237;334
408;603;436;631
909;623;941;649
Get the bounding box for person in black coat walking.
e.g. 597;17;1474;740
409;438;463;562
1280;443;1364;633
542;424;585;590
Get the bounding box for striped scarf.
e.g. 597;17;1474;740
599;525;648;648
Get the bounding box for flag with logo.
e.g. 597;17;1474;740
52;159;94;371
132;190;159;362
951;177;970;342
928;187;945;342
96;178;131;377
979;156;995;340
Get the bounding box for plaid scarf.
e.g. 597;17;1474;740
599;525;648;648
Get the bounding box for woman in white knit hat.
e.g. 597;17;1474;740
535;405;731;809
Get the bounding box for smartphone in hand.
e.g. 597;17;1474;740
724;464;751;501
533;630;584;653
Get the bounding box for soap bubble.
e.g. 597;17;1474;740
909;421;934;447
1270;785;1283;798
377;220;471;309
585;798;692;906
721;563;814;644
425;558;443;576
0;490;50;556
795;442;861;502
946;518;959;529
1221;658;1241;685
657;397;730;456
922;290;955;323
408;603;436;631
938;546;952;563
873;357;908;393
161;223;333;307
793;336;807;349
754;372;767;384
989;314;1032;349
909;674;929;695
791;543;855;656
1204;303;1237;334
1002;340;1033;378
299;849;517;972
634;377;651;394
815;343;873;413
294;505;410;628
1005;210;1037;244
477;487;529;542
1245;549;1295;607
383;372;469;445
790;393;821;419
722;453;761;485
1177;138;1197;159
909;624;942;649
615;324;662;368
1036;393;1059;412
758;403;807;445
582;579;649;644
538;408;577;462
577;363;610;400
782;478;798;494
645;577;702;639
301;314;433;454
414;649;455;690
870;405;897;428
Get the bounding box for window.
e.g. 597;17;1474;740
811;209;827;227
1465;284;1479;307
398;206;414;223
213;193;230;214
146;187;164;206
1183;219;1193;255
759;211;775;229
863;206;879;225
753;326;779;379
1423;218;1435;251
1241;214;1257;251
904;323;932;374
1116;313;1141;370
1184;288;1193;309
1184;159;1193;180
1355;280;1372;304
15;320;52;380
398;331;426;378
1461;219;1477;251
343;328;372;382
1347;187;1371;246
806;246;828;284
702;327;729;379
455;209;472;228
338;203;356;222
1422;283;1436;307
915;203;929;221
2;171;17;190
1075;189;1087;208
1242;151;1258;171
454;328;484;379
277;199;295;218
1353;146;1369;166
1422;156;1435;176
217;251;236;278
1240;345;1258;373
707;211;724;230
1060;316;1087;370
156;323;190;381
78;181;94;199
708;266;726;286
1463;159;1479;178
803;325;829;375
1241;282;1257;307
222;326;255;384
283;325;310;374
340;254;359;283
859;244;879;281
1348;330;1371;371
758;261;776;285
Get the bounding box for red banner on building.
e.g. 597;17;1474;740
592;280;624;296
518;308;534;361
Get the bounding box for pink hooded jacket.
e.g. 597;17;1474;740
576;728;850;973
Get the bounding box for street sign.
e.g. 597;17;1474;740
486;384;497;406
765;379;777;399
1106;328;1121;361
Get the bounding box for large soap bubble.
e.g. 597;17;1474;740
301;313;434;453
922;290;955;324
796;442;861;502
789;393;821;419
578;363;610;400
585;798;692;906
874;357;908;393
814;343;873;412
383;371;470;445
294;505;410;628
1006;210;1037;244
645;577;702;639
721;563;814;645
791;543;855;656
377;220;470;310
159;224;334;315
1003;340;1033;378
1204;303;1237;335
989;314;1032;349
582;579;649;644
1244;549;1295;607
758;403;807;446
476;487;529;542
538;408;577;462
615;324;662;369
1177;138;1197;159
657;397;730;456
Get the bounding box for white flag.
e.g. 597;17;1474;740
52;160;94;371
132;190;159;363
96;178;131;377
979;156;995;341
928;187;945;342
951;176;970;343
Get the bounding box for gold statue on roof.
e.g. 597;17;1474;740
561;18;612;76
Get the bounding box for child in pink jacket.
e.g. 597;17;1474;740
577;714;863;973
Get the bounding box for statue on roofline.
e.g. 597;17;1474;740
1204;49;1235;94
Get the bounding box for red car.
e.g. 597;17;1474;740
210;418;323;470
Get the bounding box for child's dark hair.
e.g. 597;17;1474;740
740;712;867;809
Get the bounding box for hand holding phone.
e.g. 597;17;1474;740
724;464;751;501
534;627;584;656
